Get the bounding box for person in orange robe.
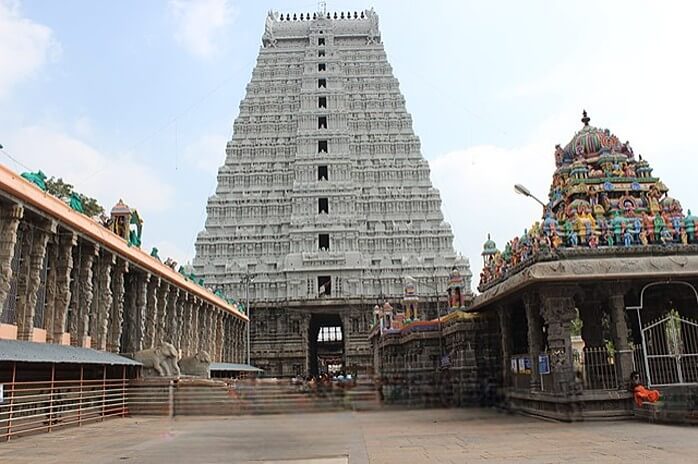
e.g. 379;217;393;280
629;371;661;407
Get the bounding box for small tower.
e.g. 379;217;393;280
110;199;131;240
481;233;497;267
446;266;466;311
402;278;421;321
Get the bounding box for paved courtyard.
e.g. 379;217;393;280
1;408;696;463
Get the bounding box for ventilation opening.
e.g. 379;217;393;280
318;38;325;46
317;326;342;342
318;63;326;72
318;165;328;180
318;116;327;129
318;140;328;153
317;275;331;296
318;50;325;57
318;78;326;88
318;198;329;214
318;96;327;108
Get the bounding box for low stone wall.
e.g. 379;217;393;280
373;311;502;408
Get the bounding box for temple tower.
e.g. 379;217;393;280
193;9;471;376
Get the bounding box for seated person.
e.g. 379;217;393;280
629;371;660;407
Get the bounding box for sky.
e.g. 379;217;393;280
2;0;698;292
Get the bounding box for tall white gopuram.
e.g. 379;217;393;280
194;9;471;376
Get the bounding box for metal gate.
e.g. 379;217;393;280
640;309;698;386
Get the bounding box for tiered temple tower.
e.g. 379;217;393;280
194;9;471;376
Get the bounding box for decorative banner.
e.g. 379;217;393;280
539;354;551;375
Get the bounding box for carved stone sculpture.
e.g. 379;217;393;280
179;351;212;378
131;342;180;377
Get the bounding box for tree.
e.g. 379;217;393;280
45;177;105;217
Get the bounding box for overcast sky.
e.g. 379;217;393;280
2;0;697;291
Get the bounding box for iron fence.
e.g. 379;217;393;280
575;346;618;390
641;311;698;386
0;370;128;441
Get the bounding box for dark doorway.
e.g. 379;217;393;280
309;313;344;376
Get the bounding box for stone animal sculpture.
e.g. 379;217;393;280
132;342;180;377
179;350;212;378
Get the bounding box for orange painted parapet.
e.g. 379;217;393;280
0;163;247;322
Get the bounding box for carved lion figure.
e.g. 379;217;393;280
179;351;212;378
132;342;181;377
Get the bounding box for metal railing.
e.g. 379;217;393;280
575;346;618;390
0;376;128;441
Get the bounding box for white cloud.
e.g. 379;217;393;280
183;132;228;173
168;0;235;58
8;125;175;214
0;0;60;98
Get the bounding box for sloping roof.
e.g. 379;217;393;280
209;362;263;372
0;339;141;366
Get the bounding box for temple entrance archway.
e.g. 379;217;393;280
309;313;344;376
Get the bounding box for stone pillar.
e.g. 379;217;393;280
155;282;170;345
523;292;544;392
165;287;180;346
16;218;55;341
43;236;59;342
181;294;193;356
223;316;231;362
174;290;186;352
207;309;216;356
212;310;221;361
606;284;633;387
51;232;77;343
133;272;150;352
497;305;513;388
191;298;200;354
107;258;128;352
539;286;577;395
0;203;24;314
143;276;160;349
89;250;115;351
68;241;99;347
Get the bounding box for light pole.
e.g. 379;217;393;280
514;183;547;208
242;272;255;365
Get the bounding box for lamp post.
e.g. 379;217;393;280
242;272;255;365
514;183;547;208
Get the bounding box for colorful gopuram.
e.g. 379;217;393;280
480;111;697;291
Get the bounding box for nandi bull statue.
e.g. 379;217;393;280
179;350;212;378
130;342;181;377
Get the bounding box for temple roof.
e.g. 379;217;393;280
478;111;697;292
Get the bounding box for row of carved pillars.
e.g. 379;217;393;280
0;202;246;361
497;284;633;394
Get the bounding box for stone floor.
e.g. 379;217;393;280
1;408;696;463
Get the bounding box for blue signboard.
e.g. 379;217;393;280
538;354;550;375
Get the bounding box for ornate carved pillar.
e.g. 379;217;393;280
223;316;231;362
181;294;193;356
89;250;115;351
43;236;59;342
207;309;216;356
165;287;180;346
155;282;170;345
523;292;544;392
107;258;128;352
143;276;160;349
174;290;186;352
215;311;224;361
0;203;24;314
133;272;151;352
16;218;55;341
71;241;99;347
51;232;77;343
605;283;633;387
539;286;578;395
497;304;513;388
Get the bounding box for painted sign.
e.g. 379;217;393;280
539;354;551;375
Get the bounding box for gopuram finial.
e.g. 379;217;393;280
581;110;590;126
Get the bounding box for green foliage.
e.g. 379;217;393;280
45;176;104;217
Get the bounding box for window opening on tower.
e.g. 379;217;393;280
318;63;326;72
318;233;330;250
318;50;325;57
318;116;327;129
318;140;328;153
317;275;332;296
318;198;329;214
318;165;328;180
318;38;325;46
318;78;326;88
319;96;327;108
